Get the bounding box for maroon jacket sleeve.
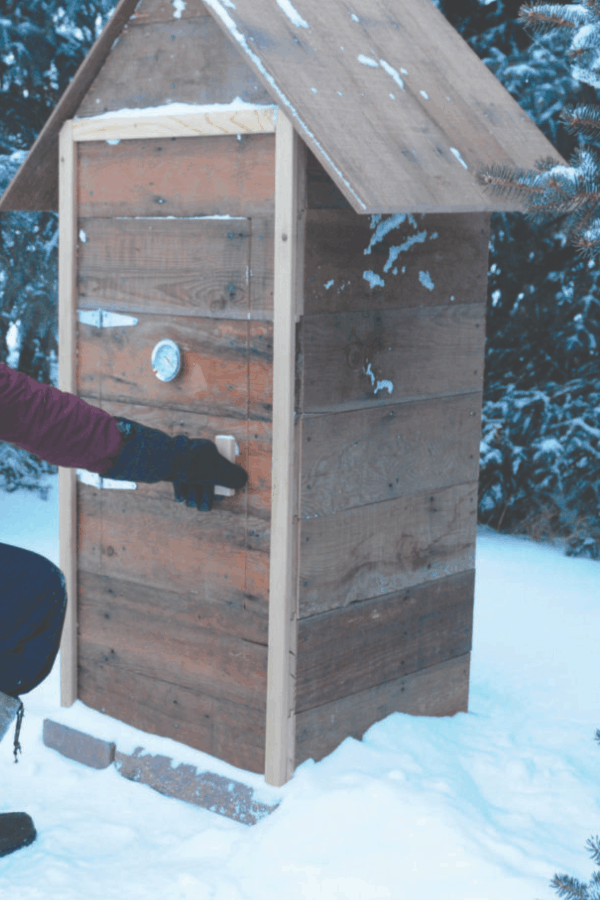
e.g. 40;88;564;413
0;364;124;475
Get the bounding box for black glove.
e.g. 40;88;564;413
102;417;248;512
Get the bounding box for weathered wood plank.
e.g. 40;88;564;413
77;313;272;422
298;482;477;617
78;216;275;320
300;393;482;519
78;134;275;218
299;302;486;413
250;218;275;318
296;570;474;711
203;0;563;214
77;580;267;710
303;210;490;316
78;216;250;317
72;108;276;142
78;569;268;646
295;653;470;766
77;485;270;613
76;16;272;118
78;656;265;772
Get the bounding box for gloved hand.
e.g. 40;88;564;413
102;417;248;512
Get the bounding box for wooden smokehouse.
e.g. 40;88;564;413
0;0;562;788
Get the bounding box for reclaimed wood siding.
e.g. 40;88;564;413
78;216;274;320
75;135;275;771
293;210;489;764
76;2;271;118
78;134;275;218
295;653;471;766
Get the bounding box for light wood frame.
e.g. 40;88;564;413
58;120;78;706
264;112;303;786
59;106;302;786
71;107;276;142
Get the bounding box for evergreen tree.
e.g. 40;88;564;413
435;0;600;557
0;1;114;496
478;1;600;257
539;730;600;899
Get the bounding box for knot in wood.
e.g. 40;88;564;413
346;342;364;371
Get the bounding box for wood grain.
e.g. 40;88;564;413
76;15;272;118
298;481;477;616
77;483;270;613
78;134;275;218
78;569;268;645
78;216;250;317
77;313;272;422
78;216;275;320
295;653;470;766
78;655;266;772
300;302;486;413
300;393;482;519
296;570;474;710
203;0;563;213
77;577;267;710
303;210;490;316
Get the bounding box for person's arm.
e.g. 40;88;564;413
0;363;123;474
0;364;247;511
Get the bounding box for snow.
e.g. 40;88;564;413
201;0;367;210
418;270;435;291
75;98;277;121
379;59;405;91
172;0;186;18
450;147;469;169
78;230;86;243
363;270;385;288
357;54;379;68
1;482;599;897
420;90;429;100
276;0;309;29
363;362;394;395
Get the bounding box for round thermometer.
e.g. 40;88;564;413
151;339;181;382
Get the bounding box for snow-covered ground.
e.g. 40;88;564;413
0;475;599;900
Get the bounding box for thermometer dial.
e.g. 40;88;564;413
151;339;181;382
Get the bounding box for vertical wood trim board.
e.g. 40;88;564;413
265;112;300;787
58;120;78;707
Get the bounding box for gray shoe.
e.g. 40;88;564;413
0;813;36;858
0;692;36;857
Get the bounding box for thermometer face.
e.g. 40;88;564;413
151;339;181;382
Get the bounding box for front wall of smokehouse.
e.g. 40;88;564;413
72;129;489;774
75;132;276;774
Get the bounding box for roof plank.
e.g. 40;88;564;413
201;0;566;213
0;0;567;214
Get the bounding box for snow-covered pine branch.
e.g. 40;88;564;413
478;1;600;256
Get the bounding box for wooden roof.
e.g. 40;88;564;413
1;0;566;214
